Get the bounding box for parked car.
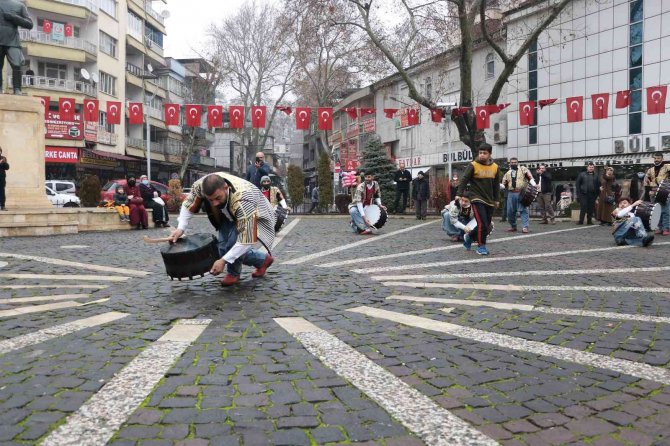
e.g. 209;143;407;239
45;180;76;195
46;185;80;207
101;179;186;212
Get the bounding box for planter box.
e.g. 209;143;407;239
571;209;581;221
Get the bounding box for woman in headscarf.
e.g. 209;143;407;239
139;175;169;228
596;167;620;226
126;176;148;229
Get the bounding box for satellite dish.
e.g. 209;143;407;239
80;68;90;80
91;72;99;83
160;9;170;18
146;63;154;73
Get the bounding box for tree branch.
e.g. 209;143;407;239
479;0;509;64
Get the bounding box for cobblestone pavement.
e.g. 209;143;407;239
1;215;670;445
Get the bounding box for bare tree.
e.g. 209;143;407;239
209;0;297;168
339;0;573;154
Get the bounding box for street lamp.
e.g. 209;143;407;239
140;63;158;181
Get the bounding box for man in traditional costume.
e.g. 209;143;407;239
348;171;386;235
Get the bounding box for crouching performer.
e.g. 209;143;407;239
168;173;276;286
442;192;477;243
611;197;654;247
349;171;386;235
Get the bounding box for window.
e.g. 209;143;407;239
629;67;642;90
37;62;66;79
529;127;538;145
99;71;116;96
629;113;641;134
424;77;432;99
630;45;643;67
485;53;495;79
630;90;642;112
127;11;143;40
629;22;643;46
528;38;538;145
99;111;115;133
145;24;164;48
99;31;117;58
630;0;643;23
628;0;644;135
100;0;117;18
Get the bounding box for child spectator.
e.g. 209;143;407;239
611;197;654;247
113;186;130;222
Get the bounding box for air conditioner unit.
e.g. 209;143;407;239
614;140;624;154
493;120;507;144
629;136;640;153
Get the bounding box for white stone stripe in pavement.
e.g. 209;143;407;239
282;220;437;265
0;294;91;304
0;274;129;282
274;317;498;446
0;300;107;318
272;218;300;249
0;285;108;290
389;296;670;324
372;265;670;281
0;253;149;277
319;225;596;268
382;281;670;294
0;261;6;269
353;241;670;273
0;312;128;355
349;306;670;385
41;318;211;446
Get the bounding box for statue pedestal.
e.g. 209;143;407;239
0;95;52;209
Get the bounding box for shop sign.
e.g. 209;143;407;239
45;112;84;140
79;150;119;168
442;150;474;163
396;156;422;167
330;131;342;144
84;121;97;142
45;147;78;164
346;123;359;139
362;118;376;133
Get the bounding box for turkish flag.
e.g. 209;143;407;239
407;107;419;126
59;97;75;121
430;108;444;123
251;106;266;129
229;106;244;128
276;105;292;115
566;96;584;123
475;106;491;129
615;90;631;108
383;108;398;118
185;104;201;127
539;98;557;109
360;108;375;117
295;107;311;130
344;107;358;120
128;102;143;125
318;107;333;131
451;107;470;118
207;105;223;128
647;86;667;115
64;23;73;37
591;93;609;120
106;101;121;124
35;96;50;118
83;99;98;122
519;101;535;126
494;103;510;113
43;20;52;34
164;104;180;126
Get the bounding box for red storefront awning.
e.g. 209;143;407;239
90;149;137;161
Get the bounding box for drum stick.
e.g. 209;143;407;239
142;236;174;244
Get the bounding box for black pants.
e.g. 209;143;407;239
0;46;24;92
0;178;5;208
471;201;493;246
146;201;168;224
308;201;318;213
579;195;596;223
394;189;409;213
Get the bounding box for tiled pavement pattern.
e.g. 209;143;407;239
0;214;669;445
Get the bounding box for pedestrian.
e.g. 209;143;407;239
575;162;600;225
644;152;670;236
456;142;502;255
308;185;319;213
611;197;654;247
393;161;412;213
535;164;555;224
596;166;619;226
0;146;8;211
245;151;271;188
139;175;169;228
125;176;148;230
502;157;536;233
348;171;386;235
413;170;429;220
169;172;275;287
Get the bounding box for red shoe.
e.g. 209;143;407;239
252;255;274;278
360;229;373;235
506;228;517;232
655;229;663;235
663;230;670;236
220;274;240;287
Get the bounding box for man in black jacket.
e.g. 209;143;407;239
0;146;8;210
575;162;600;225
393;161;412;213
0;0;33;95
535;164;555;224
413;171;429;220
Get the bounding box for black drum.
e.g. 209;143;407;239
364;204;388;229
519;184;539;207
655;180;670;205
160;233;219;280
636;201;661;231
275;207;287;233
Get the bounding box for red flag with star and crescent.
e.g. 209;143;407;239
185;104;201;127
344;107;358;120
59;97;75;121
647;86;667;115
83;99;98;122
591;93;609;120
128;102;143;125
430;108;444;123
251;106;266;129
407;108;419;126
318;107;333;131
229;106;244;128
164;104;181;126
42;20;52;34
383;108;398;118
35;96;50;118
519;101;535;126
539;98;557;109
615;90;631;109
64;23;73;37
106;101;121;124
494;103;510;113
295;107;311;130
359;108;375;117
276;105;292;115
207;105;223;128
566;96;584;123
475;106;491;129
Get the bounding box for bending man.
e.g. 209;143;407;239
349;171;386;235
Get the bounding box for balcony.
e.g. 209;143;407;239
126;62;148;78
27;0;96;18
144;1;165;25
96;129;118;146
13;75;96;97
54;0;98;14
127;137;145;150
20;29;97;60
147;107;162;121
146;39;163;57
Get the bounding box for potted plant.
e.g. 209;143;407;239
570;200;580;221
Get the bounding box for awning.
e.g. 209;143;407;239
521;152;664;169
90;149;137;161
